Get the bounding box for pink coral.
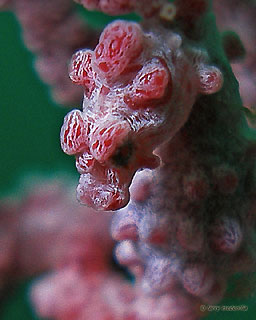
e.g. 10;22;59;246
1;1;256;319
0;178;113;284
93;20;144;83
31;268;134;320
1;0;99;105
58;2;256;318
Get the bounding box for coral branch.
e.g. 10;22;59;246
1;0;99;105
59;1;256;319
2;0;255;319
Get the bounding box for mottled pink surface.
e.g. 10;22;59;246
61;17;223;211
1;1;256;320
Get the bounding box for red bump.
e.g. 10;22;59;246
125;59;171;109
60;110;87;155
93;20;143;82
89;121;130;162
69;49;96;95
209;217;243;253
198;65;223;95
183;264;214;297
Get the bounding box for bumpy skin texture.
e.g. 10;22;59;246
61;17;223;211
59;1;256;319
21;180;200;320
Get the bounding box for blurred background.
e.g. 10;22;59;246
0;3;256;320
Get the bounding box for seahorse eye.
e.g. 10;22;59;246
111;141;134;167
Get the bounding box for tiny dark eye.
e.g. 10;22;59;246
111;141;134;167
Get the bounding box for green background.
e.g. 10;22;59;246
0;7;255;320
